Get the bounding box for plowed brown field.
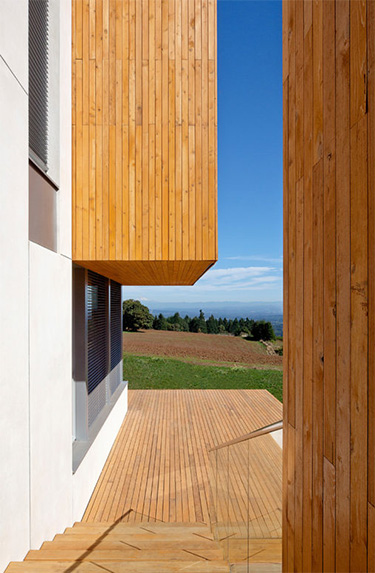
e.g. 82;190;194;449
123;329;282;368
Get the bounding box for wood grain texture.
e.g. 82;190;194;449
6;523;231;572
335;2;351;569
302;5;313;570
83;389;282;526
283;0;374;570
72;0;218;285
78;259;215;286
368;0;375;513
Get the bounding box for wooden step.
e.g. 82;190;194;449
56;530;215;542
72;521;209;528
231;564;281;573
6;521;229;572
25;547;223;561
43;536;218;550
66;523;212;535
220;538;282;567
6;560;230;572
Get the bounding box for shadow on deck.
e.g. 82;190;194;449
6;390;282;572
83;389;282;529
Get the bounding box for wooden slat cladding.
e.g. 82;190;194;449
78;258;214;286
283;0;375;570
72;0;217;286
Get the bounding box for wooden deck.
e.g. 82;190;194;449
83;389;282;530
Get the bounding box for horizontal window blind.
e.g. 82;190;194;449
74;270;124;432
110;281;122;371
87;271;108;426
29;0;49;169
87;270;108;392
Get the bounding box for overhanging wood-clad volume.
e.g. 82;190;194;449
72;0;217;285
283;0;375;570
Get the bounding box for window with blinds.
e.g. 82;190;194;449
110;281;122;371
87;271;108;396
29;0;49;170
73;268;124;435
87;271;108;426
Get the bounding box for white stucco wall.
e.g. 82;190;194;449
0;1;128;569
27;0;73;551
0;0;28;90
72;384;128;521
0;3;30;569
29;244;73;549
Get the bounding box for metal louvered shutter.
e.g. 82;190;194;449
110;281;122;371
29;0;49;170
87;271;108;426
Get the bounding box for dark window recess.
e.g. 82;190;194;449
87;271;108;396
73;269;124;437
29;163;57;251
110;281;122;370
29;0;49;170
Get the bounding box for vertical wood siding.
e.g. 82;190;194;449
283;0;375;570
72;0;217;285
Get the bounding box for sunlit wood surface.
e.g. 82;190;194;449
283;0;375;570
72;0;218;285
83;389;282;528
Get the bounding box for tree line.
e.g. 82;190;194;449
123;299;276;341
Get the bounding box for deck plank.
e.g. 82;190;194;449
83;389;282;536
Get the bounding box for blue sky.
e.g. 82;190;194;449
124;0;283;304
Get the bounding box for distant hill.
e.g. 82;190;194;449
145;301;284;336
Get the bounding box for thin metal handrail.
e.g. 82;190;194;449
209;420;283;452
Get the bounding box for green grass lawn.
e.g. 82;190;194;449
123;353;283;402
